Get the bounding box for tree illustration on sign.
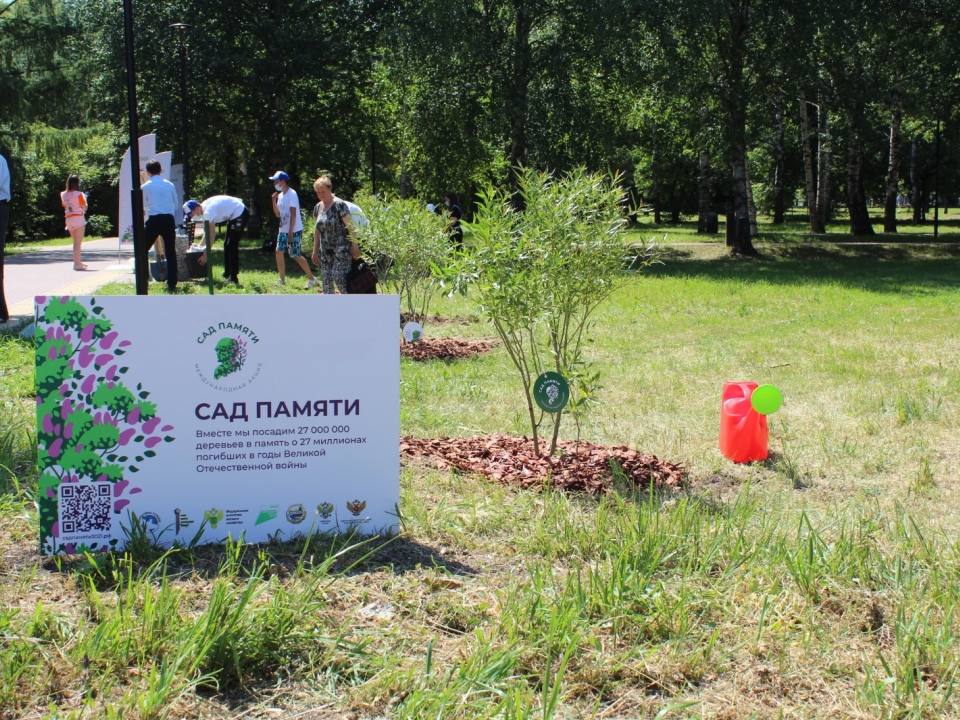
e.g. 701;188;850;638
35;296;175;555
214;336;247;379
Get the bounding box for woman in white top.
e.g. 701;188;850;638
60;175;87;270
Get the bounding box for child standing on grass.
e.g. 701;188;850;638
61;175;88;270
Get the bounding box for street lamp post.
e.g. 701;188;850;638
123;0;148;295
170;23;191;202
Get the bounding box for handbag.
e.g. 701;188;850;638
345;257;378;294
150;259;168;282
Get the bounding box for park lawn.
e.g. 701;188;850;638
4;235;105;256
2;243;960;718
624;207;960;246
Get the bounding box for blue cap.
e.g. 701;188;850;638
183;200;201;217
268;171;290;183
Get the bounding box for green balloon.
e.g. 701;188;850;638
751;384;783;415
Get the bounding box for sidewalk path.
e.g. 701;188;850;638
2;238;134;327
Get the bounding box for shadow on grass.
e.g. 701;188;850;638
646;243;960;293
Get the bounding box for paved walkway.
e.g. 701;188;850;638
2;238;134;328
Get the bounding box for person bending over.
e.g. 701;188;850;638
184;195;249;285
141;159;180;292
270;171;317;289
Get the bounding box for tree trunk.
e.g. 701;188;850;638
399;148;409;199
910;136;923;223
727;0;757;256
508;0;532;205
224;144;237;196
883;73;903;233
847;111;876;236
773;106;786;224
816;100;831;230
698;107;713;232
799;96;822;233
745;152;758;236
652;124;662;223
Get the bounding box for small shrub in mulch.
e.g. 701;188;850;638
400;338;493;361
400;434;684;493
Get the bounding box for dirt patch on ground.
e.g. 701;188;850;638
400;313;482;326
400;337;493;361
400;434;684;493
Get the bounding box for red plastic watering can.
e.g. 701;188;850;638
719;381;769;463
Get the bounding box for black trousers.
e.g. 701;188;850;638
145;214;177;288
223;208;248;280
0;201;8;320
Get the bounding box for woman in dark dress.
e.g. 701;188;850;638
311;175;360;294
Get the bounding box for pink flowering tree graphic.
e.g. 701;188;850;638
36;296;175;555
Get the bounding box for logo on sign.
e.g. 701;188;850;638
255;505;279;526
286;503;307;524
346;499;367;516
195;321;262;392
533;372;570;413
141;512;161;528
317;502;334;520
402;322;423;343
204;508;225;529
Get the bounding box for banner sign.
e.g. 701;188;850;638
118;134;157;243
35;295;400;555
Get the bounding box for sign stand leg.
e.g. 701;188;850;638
204;220;214;295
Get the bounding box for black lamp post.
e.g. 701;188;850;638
170;23;191;202
123;0;148;295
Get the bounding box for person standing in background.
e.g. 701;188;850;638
270;171;318;288
0;152;10;322
61;175;88;270
444;192;463;248
311;175;360;295
183;195;249;286
141;159;180;293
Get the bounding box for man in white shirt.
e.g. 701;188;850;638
184;195;249;285
0;152;9;321
141;159;180;292
269;171;317;288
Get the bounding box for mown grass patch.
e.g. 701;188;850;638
2;242;960;717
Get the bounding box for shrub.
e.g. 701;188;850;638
353;192;454;324
459;167;656;455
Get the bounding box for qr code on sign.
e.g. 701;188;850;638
60;484;112;534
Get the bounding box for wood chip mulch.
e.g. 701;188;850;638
400;338;493;361
400;434;685;493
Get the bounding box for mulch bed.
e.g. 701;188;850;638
400;434;685;493
401;338;493;361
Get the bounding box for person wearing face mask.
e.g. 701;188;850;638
269;171;318;288
444;192;463;248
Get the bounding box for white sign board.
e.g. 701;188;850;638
35;294;400;555
118;134;157;243
169;164;184;225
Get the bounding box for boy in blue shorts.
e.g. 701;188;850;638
270;171;318;288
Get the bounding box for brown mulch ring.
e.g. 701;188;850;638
401;337;493;361
400;434;685;493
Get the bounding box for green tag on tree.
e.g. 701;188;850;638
533;372;570;413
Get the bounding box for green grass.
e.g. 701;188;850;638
625;207;960;246
4;235;105;255
4;240;960;717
